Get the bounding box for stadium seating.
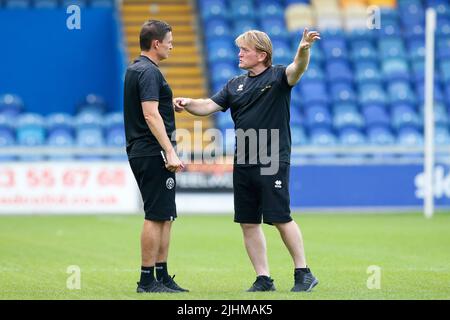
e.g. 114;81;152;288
2;0;450;161
196;0;450;160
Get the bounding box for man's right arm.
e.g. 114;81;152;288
142;101;184;172
173;98;223;116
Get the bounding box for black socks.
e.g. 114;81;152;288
140;266;155;286
156;262;169;281
295;267;311;274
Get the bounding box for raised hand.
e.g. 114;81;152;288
299;28;321;51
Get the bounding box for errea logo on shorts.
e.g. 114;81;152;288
274;180;282;189
166;177;175;190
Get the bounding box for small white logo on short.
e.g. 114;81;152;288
166;177;175;189
237;84;244;92
275;180;282;189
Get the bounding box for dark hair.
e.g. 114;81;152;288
139;20;172;51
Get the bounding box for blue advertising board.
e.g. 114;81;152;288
290;164;450;208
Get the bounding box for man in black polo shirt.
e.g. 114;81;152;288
174;29;320;292
124;20;187;293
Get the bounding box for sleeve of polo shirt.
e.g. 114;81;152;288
138;68;161;102
211;81;231;112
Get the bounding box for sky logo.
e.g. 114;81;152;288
414;166;450;199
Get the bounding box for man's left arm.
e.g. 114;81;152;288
286;28;321;87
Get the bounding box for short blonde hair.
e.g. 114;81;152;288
235;30;273;67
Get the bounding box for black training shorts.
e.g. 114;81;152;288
233;163;292;225
129;155;177;221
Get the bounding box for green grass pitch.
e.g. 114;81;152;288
0;212;449;300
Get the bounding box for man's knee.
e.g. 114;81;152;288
240;223;261;233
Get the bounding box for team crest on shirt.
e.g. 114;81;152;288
166;177;175;189
237;84;244;92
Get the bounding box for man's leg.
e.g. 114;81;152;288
273;220;307;268
141;220;163;267
157;220;172;263
274;220;318;292
240;223;270;276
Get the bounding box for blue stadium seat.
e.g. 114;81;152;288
272;39;293;65
105;127;125;147
382;58;410;81
440;60;450;84
436;17;450;38
392;104;422;129
435;126;450;145
309;128;337;146
257;0;284;19
330;83;356;104
230;0;255;20
388;81;417;105
399;1;425;27
362;104;391;128
17;113;46;161
350;40;377;61
205;19;232;38
47;130;75;161
76;128;105;160
0;94;24;117
437;38;450;59
232;20;259;39
326;61;353;83
298;82;329;105
408;39;425;61
260;17;288;40
354;61;382;84
333;107;365;130
404;23;425;40
207;39;236;63
210;62;237;85
348;29;377;42
305;105;332;129
104;112;124;131
46;113;74;134
358;84;387;105
200;0;228;21
75;111;103;130
321;38;348;60
308;45;324;64
367;126;396;146
339;128;366;146
300;63;325;83
377;19;402;37
379;37;407;59
397;127;424;146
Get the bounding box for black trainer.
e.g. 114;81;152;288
246;275;276;292
291;270;319;292
160;275;189;292
136;281;178;293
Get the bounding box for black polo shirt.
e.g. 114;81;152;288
123;55;176;159
211;65;293;165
